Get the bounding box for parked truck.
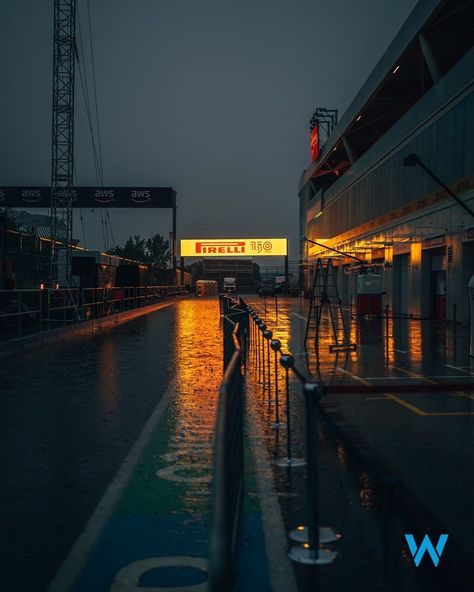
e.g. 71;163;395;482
223;277;236;293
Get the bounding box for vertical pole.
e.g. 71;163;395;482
267;338;271;394
172;204;177;281
303;383;320;557
285;366;292;461
180;256;184;286
284;254;289;287
262;328;266;386
274;349;280;424
257;323;261;371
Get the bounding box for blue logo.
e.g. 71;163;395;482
404;534;448;567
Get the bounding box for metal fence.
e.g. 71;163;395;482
243;299;340;566
209;296;247;592
0;285;186;343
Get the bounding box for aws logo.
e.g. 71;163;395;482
21;189;42;203
131;190;151;203
94;189;115;203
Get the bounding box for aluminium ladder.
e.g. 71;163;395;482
304;258;356;352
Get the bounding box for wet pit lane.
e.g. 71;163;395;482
0;298;222;591
244;295;474;589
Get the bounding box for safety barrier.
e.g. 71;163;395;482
209;296;247;591
0;285;186;342
244;299;341;566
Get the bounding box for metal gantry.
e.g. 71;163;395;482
309;107;338;146
50;0;77;286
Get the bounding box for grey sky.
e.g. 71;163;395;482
1;0;418;259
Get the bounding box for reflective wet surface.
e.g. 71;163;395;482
244;295;474;590
0;298;223;591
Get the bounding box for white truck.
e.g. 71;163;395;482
223;277;236;293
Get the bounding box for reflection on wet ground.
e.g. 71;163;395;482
245;296;474;589
0;298;223;591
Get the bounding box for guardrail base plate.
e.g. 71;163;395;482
289;545;337;565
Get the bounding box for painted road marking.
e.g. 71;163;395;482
247;391;298;592
47;389;172;592
384;393;427;416
361;375;474;380
291;312;307;322
394;349;408;354
445;364;474;375
336;367;372;386
392;366;438;385
345;367;474;417
450;392;474;401
110;556;208;591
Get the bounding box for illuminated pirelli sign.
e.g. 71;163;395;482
180;238;288;257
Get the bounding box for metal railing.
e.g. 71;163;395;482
244;299;340;566
0;285;186;343
209;297;247;592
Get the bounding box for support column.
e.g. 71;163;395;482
172;204;177;281
419;33;441;84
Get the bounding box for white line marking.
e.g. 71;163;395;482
291;312;307;321
335;367;366;383
445;364;474;375
47;389;172;592
394;349;408;354
247;391;298;592
361;375;473;381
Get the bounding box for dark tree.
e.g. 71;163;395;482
146;234;171;267
110;235;147;261
110;233;170;267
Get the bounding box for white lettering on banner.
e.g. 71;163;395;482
181;238;287;257
95;190;114;199
131;190;150;198
21;189;41;198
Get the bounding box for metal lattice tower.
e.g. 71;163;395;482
50;0;76;286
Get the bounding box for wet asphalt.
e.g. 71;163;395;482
2;294;474;591
0;302;182;591
244;295;474;591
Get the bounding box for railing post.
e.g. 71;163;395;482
263;329;272;399
289;382;339;564
270;339;283;428
259;322;266;386
276;355;305;468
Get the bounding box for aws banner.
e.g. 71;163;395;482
0;187;176;208
180;238;288;257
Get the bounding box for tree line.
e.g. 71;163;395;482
109;234;171;267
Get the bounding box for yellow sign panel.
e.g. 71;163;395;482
180;238;288;257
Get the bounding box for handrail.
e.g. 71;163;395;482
0;285;188;342
209;298;246;592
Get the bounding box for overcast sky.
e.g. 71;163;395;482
1;0;418;259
